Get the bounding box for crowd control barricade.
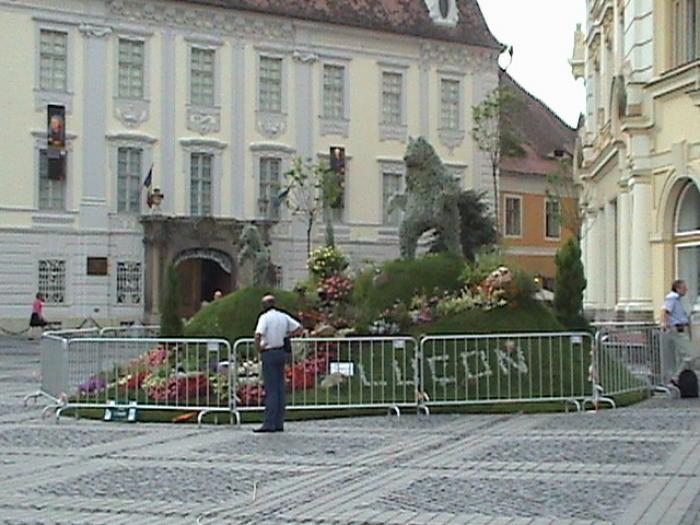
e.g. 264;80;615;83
232;336;420;417
99;325;160;338
590;325;665;408
27;336;233;423
418;332;593;412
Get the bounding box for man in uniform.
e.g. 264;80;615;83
662;280;696;385
254;294;302;433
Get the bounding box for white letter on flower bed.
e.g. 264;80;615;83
393;357;417;386
460;351;493;379
357;363;389;387
427;355;456;385
496;346;528;375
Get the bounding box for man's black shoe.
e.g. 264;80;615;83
253;427;274;433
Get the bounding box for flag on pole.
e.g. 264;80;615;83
144;165;153;208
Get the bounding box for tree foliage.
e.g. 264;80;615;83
160;264;184;337
430;190;497;261
554;238;587;327
279;158;343;255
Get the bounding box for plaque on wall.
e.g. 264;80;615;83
87;257;108;276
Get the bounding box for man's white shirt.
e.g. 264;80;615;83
255;309;301;350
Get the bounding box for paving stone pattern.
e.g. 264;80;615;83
2;335;700;524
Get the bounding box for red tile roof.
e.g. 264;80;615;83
500;73;577;177
178;0;501;49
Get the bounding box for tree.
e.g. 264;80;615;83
546;157;583;239
279;158;343;256
160;264;184;337
471;85;523;235
554;238;587;327
430;189;497;261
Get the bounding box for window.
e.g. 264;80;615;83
116;261;141;305
672;0;700;66
38;150;65;211
382;172;403;226
190;153;212;216
504;196;522;237
39;29;67;92
259;158;281;219
545;199;561;239
676;183;700;233
38;259;66;304
117;147;142;213
190;47;215;106
259;56;283;113
439;0;450;18
382;72;402;125
441;79;460;130
118;39;144;99
323;65;345;119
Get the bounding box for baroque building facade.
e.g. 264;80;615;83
572;0;700;320
0;0;501;326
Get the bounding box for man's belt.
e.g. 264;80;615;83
673;324;689;333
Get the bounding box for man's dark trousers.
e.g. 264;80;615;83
261;348;286;430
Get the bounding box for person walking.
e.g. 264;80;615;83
253;294;302;433
28;292;48;340
662;280;696;385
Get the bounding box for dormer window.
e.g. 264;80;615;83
425;0;459;27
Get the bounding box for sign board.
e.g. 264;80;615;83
104;401;138;423
570;336;583;345
392;340;406;350
330;362;354;377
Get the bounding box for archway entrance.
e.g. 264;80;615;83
174;248;235;318
674;180;700;308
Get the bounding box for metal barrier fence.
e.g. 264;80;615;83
419;332;592;412
232;336;420;417
27;329;666;424
26;337;232;423
590;325;665;409
98;325;160;338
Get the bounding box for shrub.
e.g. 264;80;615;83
185;287;302;343
554;238;587;328
308;246;349;280
160;265;183;337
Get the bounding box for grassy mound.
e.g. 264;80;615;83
413;300;565;336
185;287;302;343
353;254;465;323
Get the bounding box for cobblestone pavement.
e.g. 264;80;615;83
3;336;700;524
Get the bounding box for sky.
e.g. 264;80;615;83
477;0;586;128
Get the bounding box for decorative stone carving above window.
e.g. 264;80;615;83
438;128;465;152
187;106;221;135
256;111;287;139
419;42;494;71
114;98;149;129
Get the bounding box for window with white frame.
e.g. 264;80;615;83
259;56;283;113
190;47;215;106
38;149;65;211
323;65;345;119
117;147;142;213
190;152;212;216
116;261;141;305
259;157;281;220
671;0;700;66
38;259;66;304
440;78;460;130
504;196;522;237
382;72;402;125
545;199;561;239
382;171;403;226
39;29;67;92
118;38;144;99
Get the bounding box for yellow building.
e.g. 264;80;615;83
573;0;700;320
0;0;503;324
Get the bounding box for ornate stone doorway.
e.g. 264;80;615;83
174;248;233;318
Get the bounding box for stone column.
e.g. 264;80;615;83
617;189;631;306
231;42;246;218
79;24;112;230
582;213;593;309
594;208;607;311
292;50;317;162
160;29;176;215
604;200;617;309
628;178;653;311
419;64;430;138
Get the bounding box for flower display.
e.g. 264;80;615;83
308;246;349;279
79;376;107;395
145;373;210;403
318;275;353;303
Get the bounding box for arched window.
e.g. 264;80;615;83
676;181;700;234
439;0;450;18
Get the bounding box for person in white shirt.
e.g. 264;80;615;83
253;294;302;433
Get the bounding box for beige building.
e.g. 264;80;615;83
0;0;503;325
572;0;700;320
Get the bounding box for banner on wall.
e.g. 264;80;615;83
47;105;66;180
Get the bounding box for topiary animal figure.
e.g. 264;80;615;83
237;224;273;287
392;137;462;259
